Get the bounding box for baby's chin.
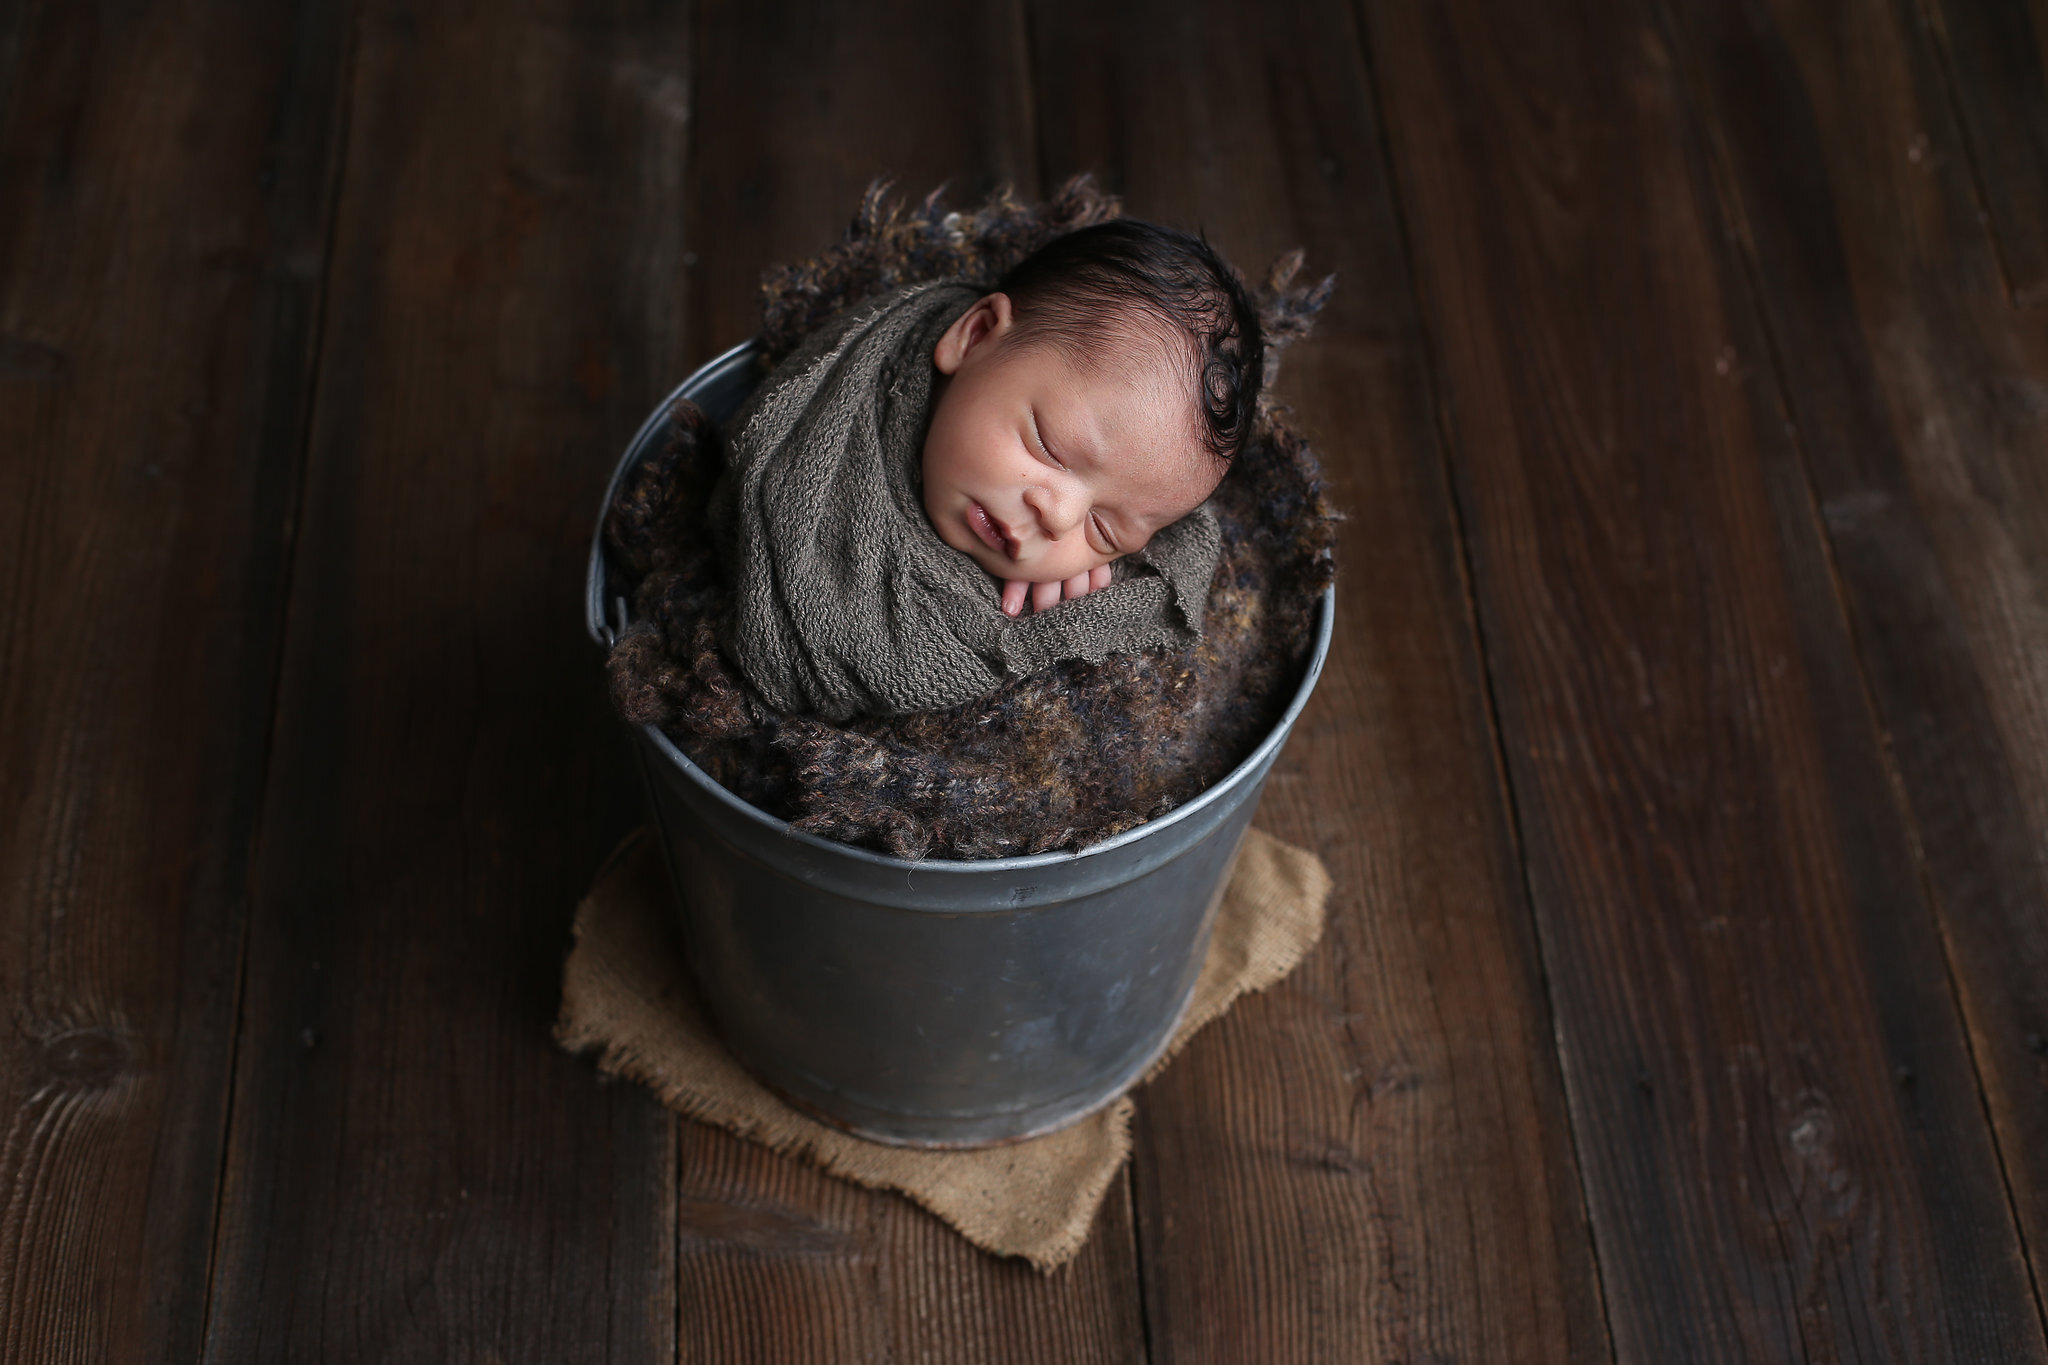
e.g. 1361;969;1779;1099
955;541;1016;580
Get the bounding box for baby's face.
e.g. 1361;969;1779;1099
922;294;1224;586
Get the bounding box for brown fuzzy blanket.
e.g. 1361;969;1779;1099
604;178;1337;860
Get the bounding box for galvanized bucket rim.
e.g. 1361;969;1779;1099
588;338;1335;881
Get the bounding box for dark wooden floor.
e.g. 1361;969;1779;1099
6;0;2048;1359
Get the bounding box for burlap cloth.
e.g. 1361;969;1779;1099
554;825;1330;1271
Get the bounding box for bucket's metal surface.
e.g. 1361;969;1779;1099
588;343;1335;1147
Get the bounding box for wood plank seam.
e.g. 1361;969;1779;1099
1119;1158;1155;1365
0;0;43;152
1908;0;2028;310
674;10;698;1357
1911;0;2048;309
192;6;366;1356
1649;0;2048;1338
1010;0;1046;217
1347;5;1626;1359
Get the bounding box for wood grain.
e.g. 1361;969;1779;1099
0;1;351;1359
1663;0;2048;1323
1919;0;2048;305
196;4;689;1359
674;2;1145;1359
683;0;1037;367
673;1124;1146;1364
1027;0;1612;1360
1364;0;2048;1357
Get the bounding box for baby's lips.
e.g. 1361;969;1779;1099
967;501;1018;559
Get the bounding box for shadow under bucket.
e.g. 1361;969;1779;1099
587;341;1335;1147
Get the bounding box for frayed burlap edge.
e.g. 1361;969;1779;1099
554;826;1330;1271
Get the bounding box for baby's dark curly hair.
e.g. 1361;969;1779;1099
995;220;1264;463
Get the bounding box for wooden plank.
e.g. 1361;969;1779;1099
1665;0;2048;1324
673;1126;1146;1363
196;4;691;1359
1363;0;2048;1358
674;2;1145;1359
683;0;1037;365
1027;1;1612;1361
0;1;352;1359
1920;0;2048;305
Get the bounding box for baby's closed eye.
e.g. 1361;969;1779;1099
1089;512;1129;555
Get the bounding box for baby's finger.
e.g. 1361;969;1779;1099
1032;579;1062;614
1063;571;1091;600
1001;580;1029;616
1089;563;1112;593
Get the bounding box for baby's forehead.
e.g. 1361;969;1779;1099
1019;309;1198;411
1033;298;1193;372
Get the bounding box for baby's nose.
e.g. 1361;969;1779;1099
1024;483;1086;538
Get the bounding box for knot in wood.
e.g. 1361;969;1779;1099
1787;1109;1831;1156
38;1026;134;1085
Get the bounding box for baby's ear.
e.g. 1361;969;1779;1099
933;292;1015;374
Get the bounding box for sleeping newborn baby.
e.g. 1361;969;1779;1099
710;219;1265;722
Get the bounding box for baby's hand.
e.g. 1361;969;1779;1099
1002;564;1114;617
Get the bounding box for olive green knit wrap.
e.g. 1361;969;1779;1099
708;281;1221;722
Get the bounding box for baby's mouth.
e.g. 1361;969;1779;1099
966;501;1017;559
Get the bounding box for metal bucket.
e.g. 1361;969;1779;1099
586;341;1335;1147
